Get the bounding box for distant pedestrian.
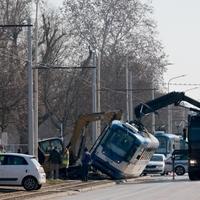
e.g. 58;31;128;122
17;148;21;153
49;146;62;179
81;147;91;181
62;146;70;178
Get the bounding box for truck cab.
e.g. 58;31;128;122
188;114;200;180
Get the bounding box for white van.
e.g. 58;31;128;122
0;153;46;190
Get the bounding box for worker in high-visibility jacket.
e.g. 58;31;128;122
63;146;70;178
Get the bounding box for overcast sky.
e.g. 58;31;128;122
47;0;200;100
152;0;200;100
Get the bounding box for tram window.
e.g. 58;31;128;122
156;137;167;154
172;139;181;150
111;130;134;151
102;128;137;161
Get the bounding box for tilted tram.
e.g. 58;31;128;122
91;120;159;179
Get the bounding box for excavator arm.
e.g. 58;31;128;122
69;110;122;163
134;91;200;119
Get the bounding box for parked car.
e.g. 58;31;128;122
165;152;188;176
0;153;46;191
143;154;165;175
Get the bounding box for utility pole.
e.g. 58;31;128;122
92;51;97;144
152;87;155;133
34;0;39;159
129;70;133;121
96;51;101;136
27;17;34;155
125;57;129;121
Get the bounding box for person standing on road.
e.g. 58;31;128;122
49;146;62;179
81;147;91;181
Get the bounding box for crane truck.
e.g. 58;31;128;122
134;91;200;180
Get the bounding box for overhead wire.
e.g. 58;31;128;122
0;47;200;112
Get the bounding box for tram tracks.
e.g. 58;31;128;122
0;179;115;200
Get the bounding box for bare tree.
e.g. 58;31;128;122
37;8;94;137
0;0;169;144
62;0;168;115
0;0;31;140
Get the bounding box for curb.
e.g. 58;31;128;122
77;181;116;192
77;176;152;192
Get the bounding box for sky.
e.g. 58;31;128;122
152;0;200;100
47;0;200;100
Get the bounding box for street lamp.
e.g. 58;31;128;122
167;74;186;133
183;87;199;125
167;74;186;94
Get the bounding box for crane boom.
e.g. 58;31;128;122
134;91;200;119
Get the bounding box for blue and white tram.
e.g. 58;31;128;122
154;131;188;159
90;120;159;179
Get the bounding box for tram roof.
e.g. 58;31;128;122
154;131;180;139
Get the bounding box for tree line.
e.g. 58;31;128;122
0;0;169;144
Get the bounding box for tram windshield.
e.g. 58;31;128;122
155;136;168;155
102;127;139;162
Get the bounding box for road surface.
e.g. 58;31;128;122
29;175;200;200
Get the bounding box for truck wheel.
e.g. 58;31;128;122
188;171;199;181
175;166;185;176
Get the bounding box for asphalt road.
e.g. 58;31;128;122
29;174;200;200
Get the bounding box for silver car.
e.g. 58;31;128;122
165;153;188;176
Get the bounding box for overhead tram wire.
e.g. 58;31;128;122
0;24;33;28
2;47;200;95
1;47;199;86
0;50;95;70
163;82;200;86
33;65;95;69
0;49;157;97
1;44;199;108
0;50;197;108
